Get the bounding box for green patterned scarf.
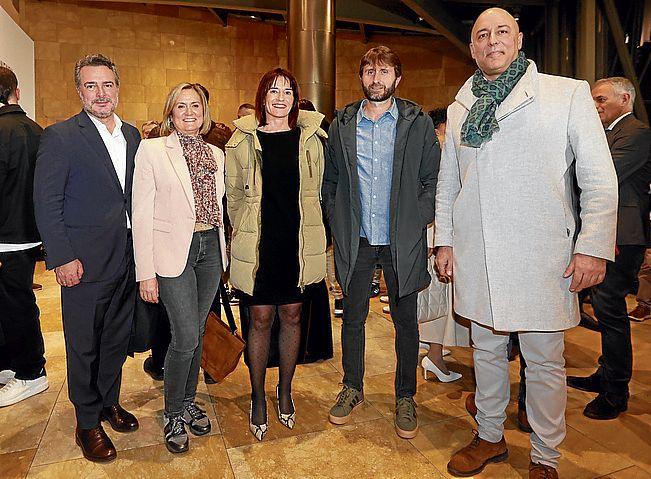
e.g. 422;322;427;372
461;51;529;148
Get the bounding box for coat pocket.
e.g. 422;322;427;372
153;218;173;233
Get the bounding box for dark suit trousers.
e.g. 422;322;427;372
342;238;419;397
61;240;136;428
0;247;46;380
592;245;646;398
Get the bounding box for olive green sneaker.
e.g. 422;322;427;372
328;385;364;425
395;397;418;439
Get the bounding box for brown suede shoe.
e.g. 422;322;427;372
447;430;508;477
75;425;117;463
529;461;558;479
101;404;139;432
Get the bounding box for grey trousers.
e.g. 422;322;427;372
158;230;222;415
472;321;566;467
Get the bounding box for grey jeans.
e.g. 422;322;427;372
158;230;222;415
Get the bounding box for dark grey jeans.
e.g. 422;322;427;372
342;237;419;398
158;230;222;415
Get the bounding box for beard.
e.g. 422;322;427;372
362;80;397;102
82;96;118;119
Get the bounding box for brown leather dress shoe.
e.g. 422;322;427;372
465;393;478;421
75;425;117;463
529;461;559;478
101;404;139;432
447;431;508;477
517;408;533;433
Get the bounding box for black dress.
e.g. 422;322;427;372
241;128;304;305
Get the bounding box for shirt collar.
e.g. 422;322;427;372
87;112;123;137
357;97;398;124
606;111;633;131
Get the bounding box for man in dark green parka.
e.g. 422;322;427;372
322;45;440;439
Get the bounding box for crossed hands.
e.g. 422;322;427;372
434;247;606;292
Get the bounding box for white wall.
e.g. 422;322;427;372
0;6;35;119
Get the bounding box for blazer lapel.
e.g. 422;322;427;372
123;126;138;218
77;111;123;194
165;132;195;213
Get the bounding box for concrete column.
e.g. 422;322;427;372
287;0;336;121
576;0;596;83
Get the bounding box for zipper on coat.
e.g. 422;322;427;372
306;150;313;178
298;143;307;291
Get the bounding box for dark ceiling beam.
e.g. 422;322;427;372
359;23;369;43
336;0;439;34
441;0;546;5
207;7;228;26
401;0;471;56
105;0;440;35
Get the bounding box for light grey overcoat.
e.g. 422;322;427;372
434;61;618;332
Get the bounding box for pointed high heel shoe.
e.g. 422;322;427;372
275;385;296;429
249;401;268;441
422;356;462;383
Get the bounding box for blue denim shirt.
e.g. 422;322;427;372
356;98;398;245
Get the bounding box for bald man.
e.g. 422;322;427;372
435;8;617;478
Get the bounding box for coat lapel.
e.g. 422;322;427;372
76;111;123;194
495;62;536;121
165;132;195;213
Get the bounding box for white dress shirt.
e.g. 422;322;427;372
606;111;633;131
87;113;130;228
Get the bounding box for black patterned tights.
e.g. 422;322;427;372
247;303;302;426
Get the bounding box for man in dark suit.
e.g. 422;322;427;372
569;77;651;419
34;54;140;462
0;66;49;407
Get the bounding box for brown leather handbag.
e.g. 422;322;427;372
201;283;245;383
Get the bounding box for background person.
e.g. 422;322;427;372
0;66;49;407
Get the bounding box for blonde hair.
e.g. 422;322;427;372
160;83;211;136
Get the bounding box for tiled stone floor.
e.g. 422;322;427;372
1;262;650;478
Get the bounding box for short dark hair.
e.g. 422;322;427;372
255;68;300;129
74;53;120;89
359;45;402;78
238;102;255;111
196;83;210;102
428;108;447;129
0;66;18;104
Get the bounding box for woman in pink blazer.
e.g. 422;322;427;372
132;83;227;454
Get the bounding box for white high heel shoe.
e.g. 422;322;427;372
421;356;462;383
249;401;268;441
275;385;296;429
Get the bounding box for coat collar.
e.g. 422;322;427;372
455;59;537;120
339;97;422;125
228;110;327;150
0;104;25;116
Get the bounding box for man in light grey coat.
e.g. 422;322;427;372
435;8;618;479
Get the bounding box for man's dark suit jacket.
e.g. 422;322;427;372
34;110;141;282
606;113;651;246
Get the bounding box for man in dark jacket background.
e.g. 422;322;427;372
322;46;440;439
568;76;651;420
0;66;49;407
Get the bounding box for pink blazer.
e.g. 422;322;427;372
132;131;228;281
